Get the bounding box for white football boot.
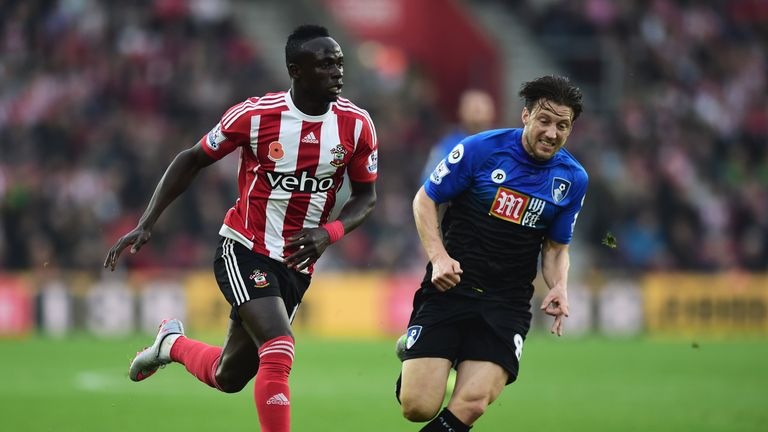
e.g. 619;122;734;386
129;318;185;382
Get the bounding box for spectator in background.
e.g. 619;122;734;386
0;0;274;270
512;0;768;271
420;89;495;181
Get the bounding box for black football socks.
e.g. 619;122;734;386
419;408;471;432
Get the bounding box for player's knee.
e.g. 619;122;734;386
400;395;441;422
214;370;249;393
402;405;440;423
460;400;487;421
449;394;489;423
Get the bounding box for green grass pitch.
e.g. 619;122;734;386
2;333;766;431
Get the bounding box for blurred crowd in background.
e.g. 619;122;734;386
512;0;768;272
1;0;766;275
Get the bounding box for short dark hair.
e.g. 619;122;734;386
285;25;331;66
519;75;583;121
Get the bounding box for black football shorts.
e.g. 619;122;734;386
400;289;532;384
213;237;310;322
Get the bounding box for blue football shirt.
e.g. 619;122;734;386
421;128;588;301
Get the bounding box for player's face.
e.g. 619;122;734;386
521;100;574;161
296;37;344;103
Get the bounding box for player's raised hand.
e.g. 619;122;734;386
430;254;463;292
283;227;331;271
540;285;569;336
103;227;152;271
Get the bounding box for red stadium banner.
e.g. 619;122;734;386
323;0;501;121
0;276;34;337
383;273;423;335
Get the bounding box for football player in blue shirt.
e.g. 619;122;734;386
397;75;587;431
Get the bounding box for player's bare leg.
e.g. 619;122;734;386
236;296;293;343
399;357;453;422
237;296;294;432
414;360;506;431
446;360;508;425
210;319;261;392
167;297;293;397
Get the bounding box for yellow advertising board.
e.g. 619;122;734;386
181;271;392;337
7;270;768;338
294;272;386;337
184;271;232;333
644;273;768;335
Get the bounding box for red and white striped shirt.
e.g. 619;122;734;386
200;91;378;273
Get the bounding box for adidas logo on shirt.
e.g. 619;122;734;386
266;393;290;406
301;132;319;144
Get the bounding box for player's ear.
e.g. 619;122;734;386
287;62;301;80
521;107;530;125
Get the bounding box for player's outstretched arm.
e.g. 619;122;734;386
103;143;216;271
540;238;571;336
413;186;462;291
284;180;376;271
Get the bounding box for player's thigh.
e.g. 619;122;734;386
457;314;528;384
400;357;453;419
448;360;508;409
237;295;292;345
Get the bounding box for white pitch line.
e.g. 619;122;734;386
72;369;212;396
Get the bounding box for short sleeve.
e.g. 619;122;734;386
423;134;487;204
199;99;252;160
347;117;378;182
547;172;588;244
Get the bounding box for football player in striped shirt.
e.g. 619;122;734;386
104;25;377;432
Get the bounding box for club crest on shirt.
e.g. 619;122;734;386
490;187;546;228
330;144;348;167
552;177;571;203
405;325;422;349
206;123;226;151
249;270;270;288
